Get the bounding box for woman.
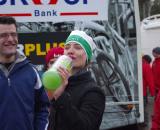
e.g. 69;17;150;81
48;30;105;130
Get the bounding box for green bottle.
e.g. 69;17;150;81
42;55;72;90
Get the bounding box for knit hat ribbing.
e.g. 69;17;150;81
65;30;96;63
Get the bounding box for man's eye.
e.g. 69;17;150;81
11;32;18;37
0;33;8;38
0;32;17;39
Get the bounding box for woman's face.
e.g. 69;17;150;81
64;42;87;70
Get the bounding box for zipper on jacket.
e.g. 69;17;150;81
8;78;11;86
3;62;16;87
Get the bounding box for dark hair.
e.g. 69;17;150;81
143;55;152;63
152;47;160;55
0;16;17;28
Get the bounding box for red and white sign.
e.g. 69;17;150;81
0;0;108;22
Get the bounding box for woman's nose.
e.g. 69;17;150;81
66;46;75;54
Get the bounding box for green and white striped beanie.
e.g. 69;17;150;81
65;30;96;63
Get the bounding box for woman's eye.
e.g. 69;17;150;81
75;45;82;50
64;45;70;50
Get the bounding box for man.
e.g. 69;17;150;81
142;55;154;126
0;16;49;130
142;55;155;98
151;47;160;130
152;47;160;96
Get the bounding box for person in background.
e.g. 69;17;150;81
45;47;64;100
45;47;64;70
152;47;160;96
151;47;160;130
0;16;49;130
48;30;105;130
142;54;155;126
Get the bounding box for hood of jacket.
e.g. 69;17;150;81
0;51;29;76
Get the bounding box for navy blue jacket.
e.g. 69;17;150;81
0;52;49;130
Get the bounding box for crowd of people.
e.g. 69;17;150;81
0;16;105;130
142;47;160;130
1;15;160;130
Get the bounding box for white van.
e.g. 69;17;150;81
141;14;160;58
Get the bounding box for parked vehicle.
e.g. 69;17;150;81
141;14;160;58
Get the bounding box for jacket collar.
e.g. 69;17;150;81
0;51;29;76
68;69;93;86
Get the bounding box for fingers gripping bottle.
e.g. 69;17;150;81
42;55;72;90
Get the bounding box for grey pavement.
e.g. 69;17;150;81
139;96;154;130
106;96;154;130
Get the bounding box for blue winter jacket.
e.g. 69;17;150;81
0;52;49;130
